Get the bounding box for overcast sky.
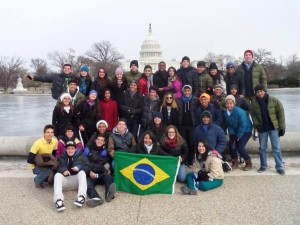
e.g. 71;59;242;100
0;0;299;67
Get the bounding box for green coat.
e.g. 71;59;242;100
124;71;142;84
236;61;267;96
191;71;213;97
250;95;285;130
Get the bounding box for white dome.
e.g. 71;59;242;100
140;24;162;59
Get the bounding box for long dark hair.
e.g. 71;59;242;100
139;130;158;145
195;140;211;161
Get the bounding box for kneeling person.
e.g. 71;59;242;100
85;134;116;207
53;141;90;212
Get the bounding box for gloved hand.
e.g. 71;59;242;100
278;129;285;137
84;147;90;156
100;149;108;157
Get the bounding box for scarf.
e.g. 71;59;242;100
168;75;177;82
181;95;192;103
167;136;177;147
64;106;70;114
144;144;153;154
86;99;95;108
202;125;209;133
80;77;87;95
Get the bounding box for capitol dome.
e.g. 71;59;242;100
139;24;163;71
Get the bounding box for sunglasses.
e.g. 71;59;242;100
166;97;173;99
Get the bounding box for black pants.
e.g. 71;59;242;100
179;125;195;164
87;174;113;198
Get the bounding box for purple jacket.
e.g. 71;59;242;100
163;78;182;98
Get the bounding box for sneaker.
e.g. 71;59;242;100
105;183;116;202
222;162;232;172
74;195;85;207
86;197;104;207
55;199;65;212
257;168;266;173
277;169;285;175
180;186;198;195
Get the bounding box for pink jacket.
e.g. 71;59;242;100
163;78;182;98
55;138;83;158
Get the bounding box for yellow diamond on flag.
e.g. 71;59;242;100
120;158;170;191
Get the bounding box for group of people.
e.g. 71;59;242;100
27;49;286;211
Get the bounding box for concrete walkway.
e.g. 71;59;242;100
1;156;300;225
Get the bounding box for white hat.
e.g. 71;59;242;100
96;120;108;129
225;94;236;104
60;93;72;102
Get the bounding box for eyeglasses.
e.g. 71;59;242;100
227;66;234;69
166;97;173;99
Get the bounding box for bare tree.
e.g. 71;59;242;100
47;48;77;71
204;52;238;71
0;56;25;93
253;48;276;66
286;54;300;79
29;58;49;92
86;40;124;77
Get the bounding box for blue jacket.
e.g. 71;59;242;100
195;103;223;126
194;111;226;154
223;106;253;139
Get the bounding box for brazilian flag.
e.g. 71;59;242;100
114;151;179;195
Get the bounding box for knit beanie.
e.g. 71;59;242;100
226;62;235;68
214;84;223;92
244;49;254;58
197;61;206;67
130;80;139;86
96;120;108;129
115;67;123;75
182;85;192;92
89;89;98;96
60;93;72;101
209;62;218;71
80;65;89;73
130;60;139;68
199;93;211;102
230;84;238;90
225;94;236;104
181;56;190;63
254;85;266;93
152;111;162;119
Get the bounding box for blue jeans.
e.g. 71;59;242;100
33;167;52;185
87;174;114;198
177;164;187;183
229;132;251;161
258;129;284;170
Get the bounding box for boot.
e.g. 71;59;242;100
231;158;239;170
244;159;252;171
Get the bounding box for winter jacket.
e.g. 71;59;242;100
108;128;136;156
87;144;111;174
250;94;285;130
211;94;226;111
160;106;180;128
129;143;168;155
141;96;161;127
210;72;226;94
75;99;100;133
233;94;250;112
153;70;168;98
86;131;111;149
191;70;213;97
177;66;196;86
138;74;154;96
236;61;267;97
194;112;226;154
225;72;244;96
162;77;182;98
57;87;86;107
56;137;83;158
57;149;90;175
160;141;189;164
52;106;75;137
176;96;199;127
34;72;76;100
124;71;142;84
91;76;112;100
99;99;118;131
148;123;166;143
110;79;128;105
195;103;223;126
119;90;143;125
223;106;253;139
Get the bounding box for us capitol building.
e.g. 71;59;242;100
121;24;181;72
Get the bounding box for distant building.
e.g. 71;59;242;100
121;24;180;72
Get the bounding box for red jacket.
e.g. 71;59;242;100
99;99;118;131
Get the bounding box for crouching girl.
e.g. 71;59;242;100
181;140;224;194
